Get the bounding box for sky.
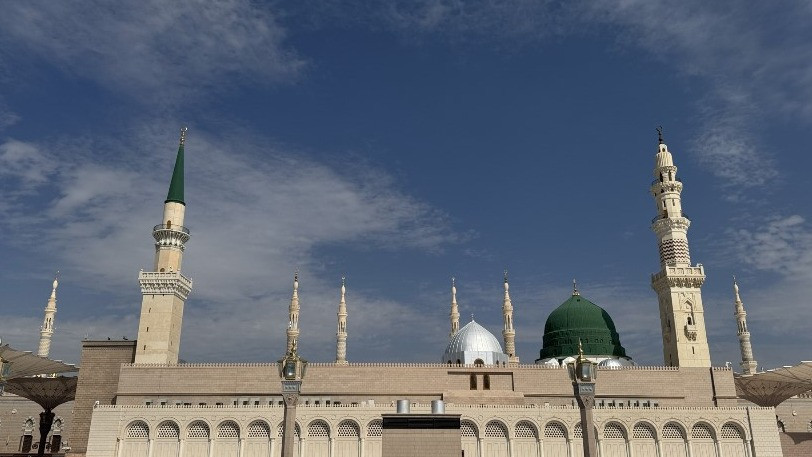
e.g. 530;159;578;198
0;1;811;369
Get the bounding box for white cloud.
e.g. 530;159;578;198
0;125;463;362
0;1;304;103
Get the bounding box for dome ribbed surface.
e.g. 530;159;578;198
445;320;503;355
538;294;627;360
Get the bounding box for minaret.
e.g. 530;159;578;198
502;271;518;364
733;278;757;374
37;275;59;358
649;127;711;367
336;277;348;364
135;127;193;364
286;271;300;353
450;277;460;336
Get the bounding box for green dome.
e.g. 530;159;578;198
537;293;628;361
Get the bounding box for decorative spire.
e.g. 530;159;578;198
450;277;460;336
733;276;741;302
37;273;60;358
502;269;518;364
732;277;757;374
286;270;301;353
656;125;664;145
336;276;348;364
165;127;187;205
572;278;579;296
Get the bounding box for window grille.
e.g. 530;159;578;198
691;423;714;440
308;420;330;438
574;423;582;439
218;421;240;438
367;420;382;437
662;423;685;439
156;422;179;438
247;421;270;438
632;423;656;440
515;421;538;439
277;423;301;438
187;421;210;439
337;421;360;437
484;421;507;438
603;423;626;439
461;421;478;437
720;423;743;439
544;422;566;439
126;421;149;439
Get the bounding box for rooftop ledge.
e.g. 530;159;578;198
93;404;768;411
119;362;714;371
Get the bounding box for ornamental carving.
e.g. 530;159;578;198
139;271;193;300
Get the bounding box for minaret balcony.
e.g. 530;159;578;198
139;271;193;299
152;223;191;249
651;212;689;224
650;177;682;186
684;323;698;340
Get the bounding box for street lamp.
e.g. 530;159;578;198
277;341;307;457
568;339;597;457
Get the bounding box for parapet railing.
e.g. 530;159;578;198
153;223;190;235
94;403;770;411
121;362;686;371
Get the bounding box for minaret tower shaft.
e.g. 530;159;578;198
733;278;757;374
502;271;518;364
135;128;193;364
651;127;711;367
336;277;348;364
37;275;59;358
450;277;460;336
649;128;710;367
286;272;300;353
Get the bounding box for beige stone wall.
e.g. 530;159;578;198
68;339;137;457
775;394;812;433
0;395;72;454
85;403;779;457
114;363;734;408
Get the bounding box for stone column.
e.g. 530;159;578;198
281;384;301;457
359;437;365;457
115;438;123;457
177;438;184;457
239;437;245;457
147;438;154;457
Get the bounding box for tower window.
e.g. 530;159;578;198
483;375;491;390
470;374;477;390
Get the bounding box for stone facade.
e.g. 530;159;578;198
0;394;71;454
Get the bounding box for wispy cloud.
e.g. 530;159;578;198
0;1;304;104
0;124;463;362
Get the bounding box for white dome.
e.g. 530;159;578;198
444;320;504;355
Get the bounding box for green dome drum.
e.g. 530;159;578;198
538;292;628;360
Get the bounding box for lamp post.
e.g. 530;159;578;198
278;341;307;457
0;357;9;395
569;339;597;457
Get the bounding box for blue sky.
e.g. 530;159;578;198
1;1;811;368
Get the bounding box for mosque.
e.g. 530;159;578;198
1;128;808;457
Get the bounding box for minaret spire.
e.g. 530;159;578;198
286;271;301;353
450;277;460;336
649;129;710;367
502;270;519;364
336;276;348;364
733;277;758;374
135;128;193;364
37;273;59;358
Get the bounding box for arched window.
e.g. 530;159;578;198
484;421;507;438
217;421;240;439
367;420;382;437
461;421;478;438
474;359;485;367
337;420;360;437
469;374;477;390
156;421;180;438
544;422;567;439
307;420;330;438
187;421;210;439
515;421;538;439
247;421;271;438
483;374;491;390
277;423;301;438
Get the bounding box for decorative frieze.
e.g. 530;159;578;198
138;271;193;300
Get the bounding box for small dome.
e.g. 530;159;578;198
599;359;624;368
537;292;628;361
445;320;504;355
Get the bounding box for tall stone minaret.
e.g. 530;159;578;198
450;277;460;336
649;127;711;367
336;277;348;364
135;127;193;364
733;278;757;374
286;271;300;353
502;271;518;364
37;275;59;358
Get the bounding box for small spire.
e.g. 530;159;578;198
340;276;346;297
572;278;579;296
50;271;59;299
471;313;475;322
165;127;187;205
504;269;508;283
656;125;664;145
294;270;299;287
733;276;741;302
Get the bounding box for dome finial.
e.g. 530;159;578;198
656;125;664;145
504;269;508;283
471;313;475;322
572;278;579;296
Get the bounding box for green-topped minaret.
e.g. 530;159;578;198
165;127;186;205
135;127;193;364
